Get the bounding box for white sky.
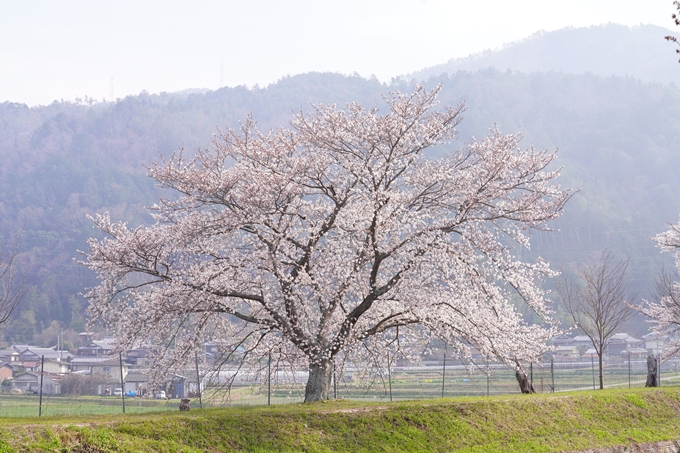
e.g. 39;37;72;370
0;0;674;106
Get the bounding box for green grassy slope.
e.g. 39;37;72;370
3;388;680;452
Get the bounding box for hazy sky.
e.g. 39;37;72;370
0;0;674;106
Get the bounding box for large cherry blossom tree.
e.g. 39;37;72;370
639;219;680;357
83;86;571;402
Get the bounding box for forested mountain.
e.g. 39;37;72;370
2;28;680;344
409;24;680;85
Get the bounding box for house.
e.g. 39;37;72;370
552;334;575;348
0;362;14;381
122;372;149;395
642;332;667;353
69;357;128;380
123;346;149;364
77;338;116;358
12;372;60;395
572;335;594;349
21;359;69;374
606;333;644;356
76;337;148;364
582;348;598;359
0;349;20;364
553;345;580;362
19;347;73;363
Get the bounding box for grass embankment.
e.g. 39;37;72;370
2;388;680;452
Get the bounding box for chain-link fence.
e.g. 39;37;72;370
2;357;678;417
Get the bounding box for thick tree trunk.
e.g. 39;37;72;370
645;355;658;387
304;360;333;403
515;368;535;394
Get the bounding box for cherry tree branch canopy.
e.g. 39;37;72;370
82;85;571;402
639;218;680;358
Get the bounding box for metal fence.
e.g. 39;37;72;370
1;358;677;417
227;357;678;406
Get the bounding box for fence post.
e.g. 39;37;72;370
530;362;533;387
550;358;555;393
119;352;126;414
486;365;490;397
628;354;631;389
333;364;337;400
195;350;202;409
388;358;393;402
38;355;44;417
658;354;661;387
441;354;446;398
267;352;272;406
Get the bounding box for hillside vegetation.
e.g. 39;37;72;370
3;388;680;452
3;27;680;342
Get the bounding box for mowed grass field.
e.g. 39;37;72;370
0;394;178;417
3;387;680;451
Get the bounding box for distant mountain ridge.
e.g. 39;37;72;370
4;24;680;343
408;24;680;85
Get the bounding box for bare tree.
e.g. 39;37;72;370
0;236;24;327
557;251;636;390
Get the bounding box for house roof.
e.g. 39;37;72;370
609;333;641;343
70;357;123;366
124;373;148;382
555;346;578;352
14;372;39;380
21;348;73;360
11;344;38;353
573;335;592;343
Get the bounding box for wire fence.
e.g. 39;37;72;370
1;358;677;417
225;357;679;406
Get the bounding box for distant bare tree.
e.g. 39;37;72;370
0;235;24;326
557;251;636;390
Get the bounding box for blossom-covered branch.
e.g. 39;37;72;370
82;85;571;402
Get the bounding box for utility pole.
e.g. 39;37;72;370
39;355;44;417
119;353;126;414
